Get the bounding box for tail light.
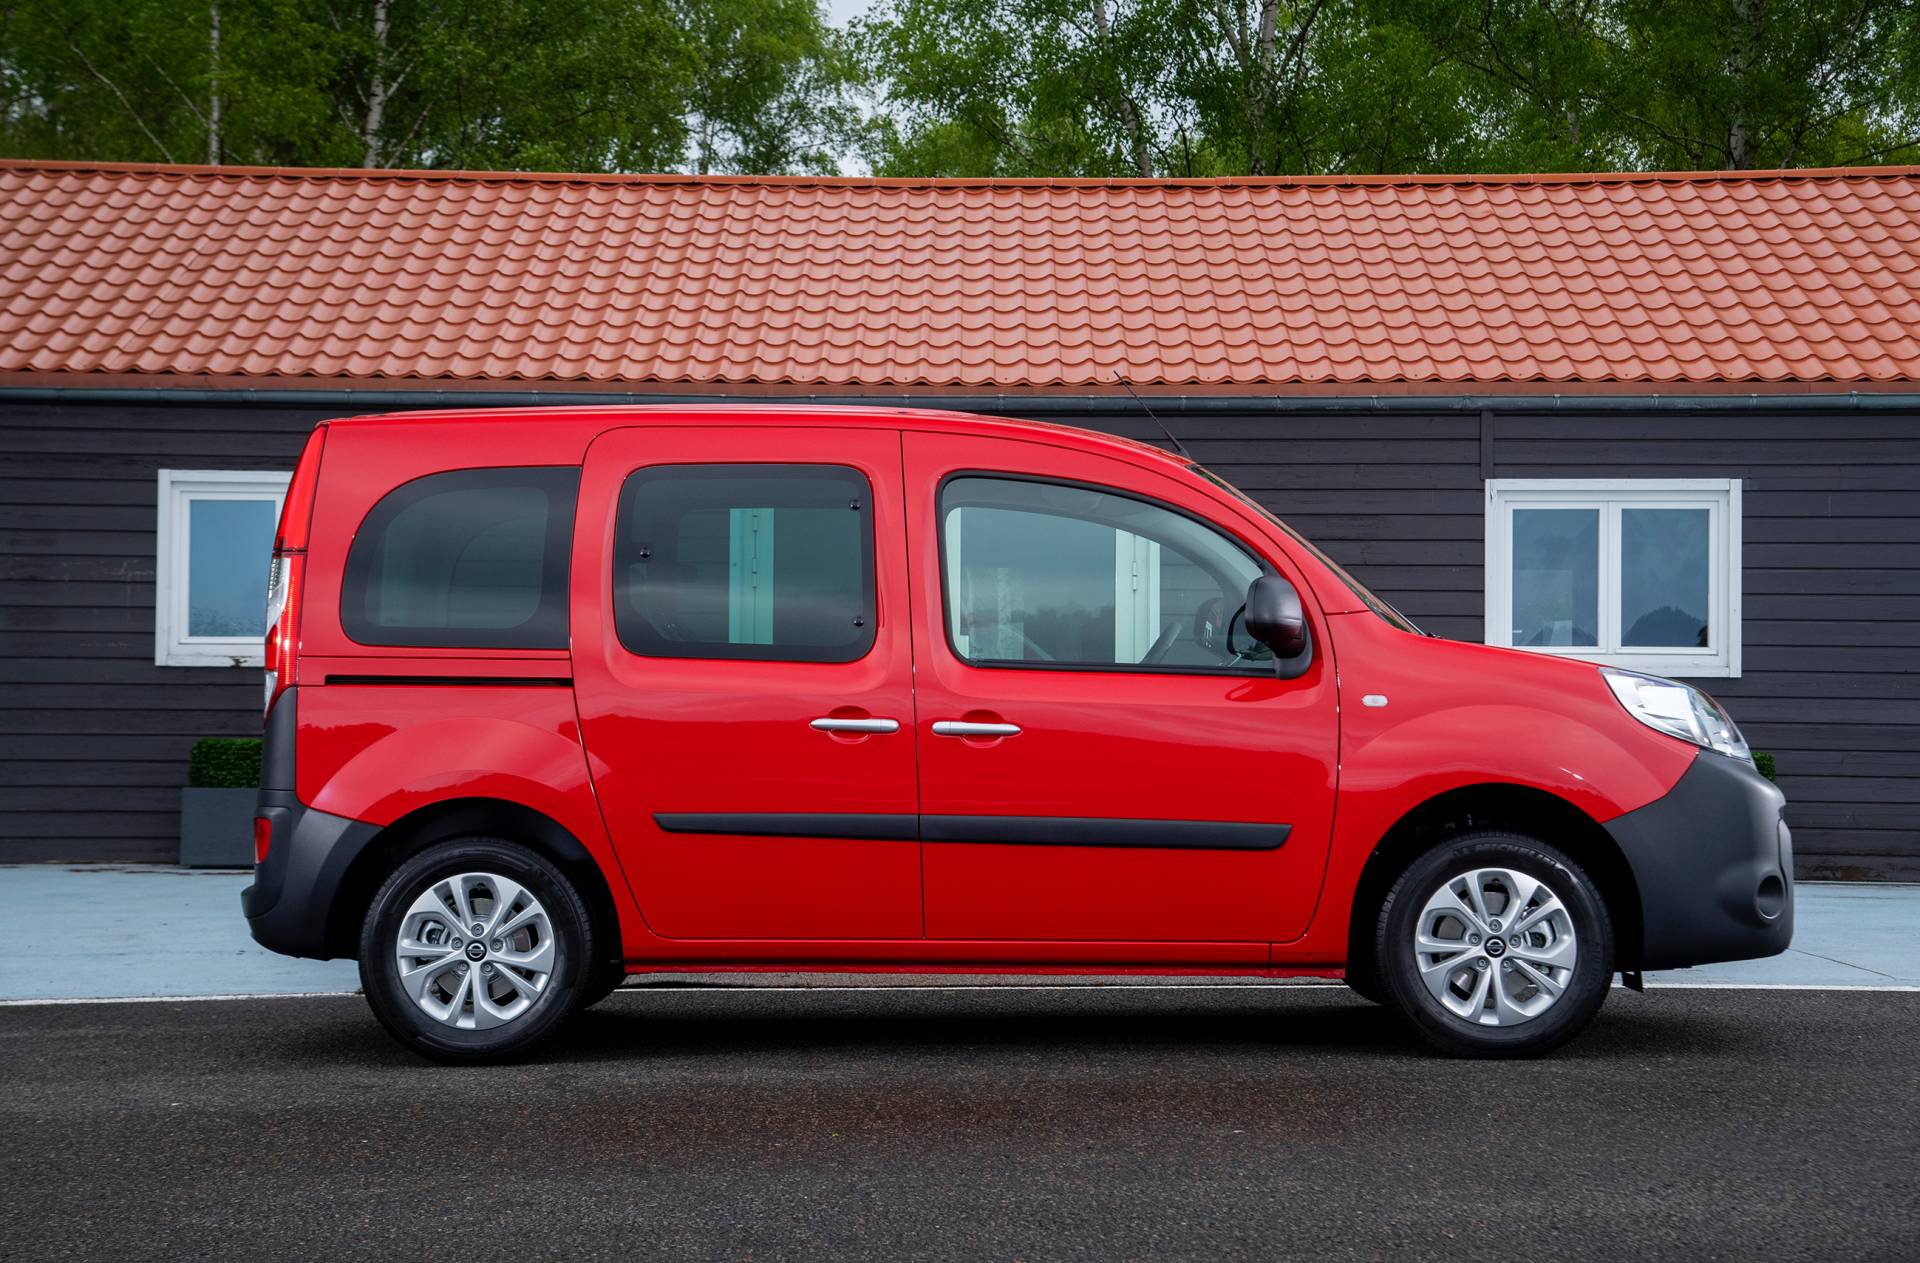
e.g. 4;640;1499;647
254;816;273;864
263;551;303;714
264;426;326;716
275;425;326;553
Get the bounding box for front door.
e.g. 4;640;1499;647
904;430;1339;945
572;426;921;939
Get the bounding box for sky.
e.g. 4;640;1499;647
825;0;872;28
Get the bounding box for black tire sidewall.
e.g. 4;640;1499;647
358;838;592;1063
1377;833;1614;1057
576;960;629;1011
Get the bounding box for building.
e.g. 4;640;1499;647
2;158;1917;876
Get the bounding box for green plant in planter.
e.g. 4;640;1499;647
1753;751;1777;784
189;737;262;789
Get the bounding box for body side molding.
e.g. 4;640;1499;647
653;812;1290;851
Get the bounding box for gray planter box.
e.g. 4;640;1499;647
179;787;256;867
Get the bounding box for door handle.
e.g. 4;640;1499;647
931;720;1021;738
809;717;901;734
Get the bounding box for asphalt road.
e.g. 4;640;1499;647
2;984;1916;1261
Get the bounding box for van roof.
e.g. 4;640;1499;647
329;402;1191;472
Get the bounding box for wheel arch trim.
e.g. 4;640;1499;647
324;797;625;965
1341;782;1646;983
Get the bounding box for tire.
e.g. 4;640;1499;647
1374;831;1613;1058
359;837;593;1063
1342;964;1386;1006
576;960;629;1011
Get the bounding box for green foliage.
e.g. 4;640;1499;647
189;737;263;789
1753;751;1777;784
676;0;863;174
0;0;850;174
6;1;1918;177
855;0;1920;177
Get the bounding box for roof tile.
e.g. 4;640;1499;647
3;161;1919;388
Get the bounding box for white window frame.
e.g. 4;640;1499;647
1485;478;1741;678
155;469;291;667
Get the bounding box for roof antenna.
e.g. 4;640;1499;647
1110;372;1192;461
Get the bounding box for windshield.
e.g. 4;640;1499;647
1190;465;1425;635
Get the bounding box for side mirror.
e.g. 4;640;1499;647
1245;575;1311;674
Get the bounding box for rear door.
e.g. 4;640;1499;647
904;429;1339;946
572;425;921;939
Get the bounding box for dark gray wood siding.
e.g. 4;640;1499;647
0;401;335;861
1;395;1914;879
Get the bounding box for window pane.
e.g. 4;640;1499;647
614;465;874;663
1511;508;1598;647
341;467;577;648
186;498;276;637
941;477;1267;672
1621;508;1711;648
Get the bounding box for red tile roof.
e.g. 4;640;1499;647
4;159;1920;391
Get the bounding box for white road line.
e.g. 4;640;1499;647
1641;981;1920;991
0;990;358;1006
3;979;1917;1005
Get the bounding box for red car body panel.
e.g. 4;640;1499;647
278;404;1700;974
1284;611;1696;963
901;427;1340;946
570;426;924;944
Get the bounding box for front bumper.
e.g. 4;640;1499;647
1606;749;1794;971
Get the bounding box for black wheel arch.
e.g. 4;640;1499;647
1345;783;1643;983
324;797;623;967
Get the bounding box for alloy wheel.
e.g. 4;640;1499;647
1412;866;1578;1026
393;872;556;1030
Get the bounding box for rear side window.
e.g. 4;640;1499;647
341;467;578;648
613;464;874;663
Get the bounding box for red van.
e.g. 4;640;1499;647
244;405;1791;1061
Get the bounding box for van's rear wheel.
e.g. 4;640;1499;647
359;838;591;1063
1375;832;1613;1058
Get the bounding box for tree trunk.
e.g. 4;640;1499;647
1247;1;1279;176
363;0;392;168
1091;0;1154;177
207;0;222;165
1726;0;1763;168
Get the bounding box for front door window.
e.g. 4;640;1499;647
940;476;1270;674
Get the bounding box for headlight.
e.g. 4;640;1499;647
1602;668;1752;763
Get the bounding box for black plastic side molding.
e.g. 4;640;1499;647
652;812;1290;851
654;813;918;841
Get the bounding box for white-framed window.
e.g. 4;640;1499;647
1485;479;1741;678
155;470;290;667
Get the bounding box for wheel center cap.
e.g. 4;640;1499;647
465;941;487;962
1485;937;1506;957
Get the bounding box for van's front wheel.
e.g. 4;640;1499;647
359;838;592;1063
1375;832;1613;1058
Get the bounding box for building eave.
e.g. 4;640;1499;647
3;375;1918;415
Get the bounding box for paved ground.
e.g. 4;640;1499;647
0;865;359;999
3;866;1915;1001
0;986;1914;1261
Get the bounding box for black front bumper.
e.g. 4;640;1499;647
1606;749;1794;971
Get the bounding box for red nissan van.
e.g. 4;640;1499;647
244;405;1791;1061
